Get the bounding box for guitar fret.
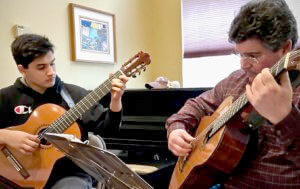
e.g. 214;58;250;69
89;94;96;105
72;107;82;118
84;99;91;109
97;88;107;97
56;121;65;133
210;93;248;137
86;96;96;106
87;95;96;107
275;61;280;76
43;126;53;136
49;107;81;134
50;123;60;133
64;118;73;128
2;52;150;187
77;103;86;114
60;118;69;128
51;125;60;133
46;65;144;137
92;92;100;103
209;51;290;137
95;88;106;99
68;110;78;120
92;91;101;99
50;125;58;133
104;84;110;92
64;111;74;123
229;108;234;117
81;100;89;110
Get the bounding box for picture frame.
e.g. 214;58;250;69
69;3;116;64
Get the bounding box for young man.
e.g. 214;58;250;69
167;0;299;188
0;34;128;188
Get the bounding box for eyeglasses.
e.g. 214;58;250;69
233;52;262;64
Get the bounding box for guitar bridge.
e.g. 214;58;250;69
1;146;30;179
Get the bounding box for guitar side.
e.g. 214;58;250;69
0;51;151;189
0;104;81;189
169;50;300;189
169;96;250;189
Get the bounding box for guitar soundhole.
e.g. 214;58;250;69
40;138;51;146
38;129;51;146
204;129;213;144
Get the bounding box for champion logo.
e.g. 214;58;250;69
14;105;32;115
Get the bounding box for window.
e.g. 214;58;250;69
183;55;240;87
182;0;249;58
182;0;300;88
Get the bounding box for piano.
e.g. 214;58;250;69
100;87;210;189
0;88;210;189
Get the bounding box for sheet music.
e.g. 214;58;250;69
45;133;83;143
44;132;153;189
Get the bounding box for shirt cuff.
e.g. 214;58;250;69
166;122;186;138
108;109;122;119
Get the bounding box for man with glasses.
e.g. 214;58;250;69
167;0;299;188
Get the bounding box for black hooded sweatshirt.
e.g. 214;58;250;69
0;76;121;188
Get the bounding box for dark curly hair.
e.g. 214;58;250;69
11;34;54;68
229;0;298;51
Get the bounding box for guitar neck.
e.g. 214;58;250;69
42;70;123;135
209;52;289;137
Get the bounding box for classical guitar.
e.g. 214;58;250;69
0;51;151;189
169;50;300;189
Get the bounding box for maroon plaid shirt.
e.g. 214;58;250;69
166;69;300;188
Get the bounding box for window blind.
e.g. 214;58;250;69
182;0;300;58
182;0;250;58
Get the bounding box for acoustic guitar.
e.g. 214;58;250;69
169;50;300;189
0;51;151;189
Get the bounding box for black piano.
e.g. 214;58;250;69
0;88;210;189
100;87;210;189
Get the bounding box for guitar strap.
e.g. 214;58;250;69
60;86;75;108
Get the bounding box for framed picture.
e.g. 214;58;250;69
69;3;116;64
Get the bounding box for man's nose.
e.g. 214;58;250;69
46;66;55;75
240;58;252;69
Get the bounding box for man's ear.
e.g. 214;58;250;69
17;64;26;76
282;39;292;55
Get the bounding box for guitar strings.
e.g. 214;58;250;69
191;50;299;147
38;71;123;140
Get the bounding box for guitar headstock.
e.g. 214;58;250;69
271;49;300;77
120;51;151;78
284;49;300;71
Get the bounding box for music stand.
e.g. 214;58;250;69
44;133;153;189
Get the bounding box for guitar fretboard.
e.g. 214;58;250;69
208;51;295;137
39;70;123;139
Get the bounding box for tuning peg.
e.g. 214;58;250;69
132;74;136;78
143;67;146;72
139;71;141;75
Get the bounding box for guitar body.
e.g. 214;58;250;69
168;50;300;189
0;104;81;189
169;96;250;189
0;51;151;189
